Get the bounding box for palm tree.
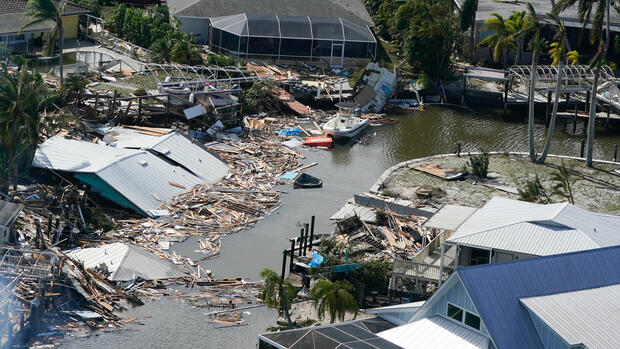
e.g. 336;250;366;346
22;0;66;81
311;279;359;324
550;160;576;203
260;268;297;329
506;11;527;65
150;38;173;64
171;40;202;65
460;0;479;60
553;0;610;167
538;15;578;164
514;4;547;162
478;13;517;67
0;68;55;190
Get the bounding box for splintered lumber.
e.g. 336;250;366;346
414;163;466;180
169;182;187;189
292;162;318;172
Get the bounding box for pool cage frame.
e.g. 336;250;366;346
208;14;377;67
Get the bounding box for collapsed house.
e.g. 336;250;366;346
68;242;185;281
32;128;230;217
353;62;397;112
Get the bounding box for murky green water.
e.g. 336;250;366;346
60;105;620;349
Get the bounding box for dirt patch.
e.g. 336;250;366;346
379;154;620;214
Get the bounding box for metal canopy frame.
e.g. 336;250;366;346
509;64;617;91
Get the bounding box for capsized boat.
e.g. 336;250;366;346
304;136;333;147
322;102;369;139
293;173;323;189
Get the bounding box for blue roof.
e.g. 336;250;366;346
457;246;620;349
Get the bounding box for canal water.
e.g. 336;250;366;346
60;106;620;349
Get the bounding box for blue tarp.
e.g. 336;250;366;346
308;251;324;268
278;127;302;136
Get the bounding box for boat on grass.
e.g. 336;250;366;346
322;102;369;139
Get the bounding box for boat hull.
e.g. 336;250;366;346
323;119;369;139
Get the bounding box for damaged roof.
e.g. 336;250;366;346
68;242;186;281
101;127;230;183
32;137;206;217
0;200;22;227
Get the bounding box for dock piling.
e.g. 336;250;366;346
281;251;287;281
303;223;310;256
298;228;304;257
309;216;315;251
613;144;617;163
289;239;295;273
580;139;585;158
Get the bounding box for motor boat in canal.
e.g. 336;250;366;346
322;102;369;139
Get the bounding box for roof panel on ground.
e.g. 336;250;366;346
0;201;22;227
520;283;620;349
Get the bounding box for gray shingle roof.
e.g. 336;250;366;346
170;0;374;26
0;0;91;16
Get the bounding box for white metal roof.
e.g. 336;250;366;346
33;137;205;216
367;301;425;326
377;315;489;349
423;204;478;231
103;127;230;183
68;243;186;281
330;202;377;223
520;283;620;348
447;197;620;256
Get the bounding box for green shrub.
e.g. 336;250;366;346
133;88;147;96
467;150;489;178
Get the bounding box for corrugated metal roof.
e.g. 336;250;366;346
422;204;477;231
378;315;489;349
33;137;205;217
520;283;620;349
68;243;185;281
330;202;377;223
449;222;600;256
455;246;620;349
33;137;138;173
447;197;620;256
104;127;230;183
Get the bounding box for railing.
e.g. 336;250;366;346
84;14;151;63
392;258;455;283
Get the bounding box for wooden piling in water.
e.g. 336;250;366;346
309;216;315;251
289;239;295;273
303;223;310;256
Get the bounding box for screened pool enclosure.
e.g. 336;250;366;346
209;14;377;66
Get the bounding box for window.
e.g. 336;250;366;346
465;312;481;330
447;304;463;322
447;303;482;330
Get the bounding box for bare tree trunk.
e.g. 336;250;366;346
283;306;294;329
12;166;18;191
606;0;611;54
538;60;563;163
470;14;477;60
585;66;600;167
528;50;538;162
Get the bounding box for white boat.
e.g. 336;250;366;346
323;102;369;139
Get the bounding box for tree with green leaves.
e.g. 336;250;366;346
478;13;516;67
401;0;458;98
460;0;479;60
550;160;576;203
22;0;66;81
260;268;297;329
311;279;358;324
150;38;174;63
553;0;611;167
538;15;579;164
60;74;88;105
242;80;283;114
171;40;202;65
0;68;57;191
518;174;552;203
